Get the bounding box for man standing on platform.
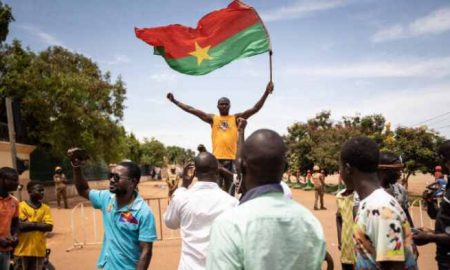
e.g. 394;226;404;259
167;81;273;192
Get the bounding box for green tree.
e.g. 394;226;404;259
0;1;14;43
0;43;127;162
390;126;445;188
141;138;165;167
166;145;195;164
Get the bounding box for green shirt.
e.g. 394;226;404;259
206;192;326;270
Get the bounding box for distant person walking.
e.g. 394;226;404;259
53;166;68;209
166;165;180;199
312;165;326;210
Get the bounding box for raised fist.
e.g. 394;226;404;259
167;93;175;102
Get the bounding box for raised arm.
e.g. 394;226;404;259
235;81;273;120
167;93;213;124
235;118;247;194
67;148;90;199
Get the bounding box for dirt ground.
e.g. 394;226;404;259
45;174;439;270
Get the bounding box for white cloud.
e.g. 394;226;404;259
285;57;450;78
18;24;65;47
372;7;450;42
261;0;348;22
150;71;178;83
103;54;131;65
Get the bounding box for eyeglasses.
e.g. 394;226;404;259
108;173;130;182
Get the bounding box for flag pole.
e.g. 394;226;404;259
269;50;273;83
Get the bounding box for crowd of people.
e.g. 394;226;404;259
0;81;449;270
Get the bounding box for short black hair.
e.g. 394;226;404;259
341;136;379;173
379;151;401;165
217;97;230;105
119;161;141;184
27;181;42;191
439;140;450;160
0;167;18;180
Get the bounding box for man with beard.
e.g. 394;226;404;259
68;148;157;270
167;81;273;192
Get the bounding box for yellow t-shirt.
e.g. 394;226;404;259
14;201;53;257
211;115;238;160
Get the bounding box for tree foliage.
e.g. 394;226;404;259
0;1;14;43
285;111;445;184
0;42;127;162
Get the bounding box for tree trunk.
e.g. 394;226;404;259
402;171;412;190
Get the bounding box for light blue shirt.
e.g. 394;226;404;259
206;186;326;270
89;190;157;270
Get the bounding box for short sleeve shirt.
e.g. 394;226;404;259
89;190;157;270
0;194;19;251
353;189;417;270
14;201;53;257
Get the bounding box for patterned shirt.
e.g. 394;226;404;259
353;188;417;270
336;189;355;264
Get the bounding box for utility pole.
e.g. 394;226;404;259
5;97;21;200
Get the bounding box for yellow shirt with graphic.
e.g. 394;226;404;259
14;201;53;257
211;115;238;160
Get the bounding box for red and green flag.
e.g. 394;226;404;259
135;0;271;75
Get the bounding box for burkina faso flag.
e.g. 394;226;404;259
135;0;270;75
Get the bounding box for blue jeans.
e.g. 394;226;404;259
0;251;10;270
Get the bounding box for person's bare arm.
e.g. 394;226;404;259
235;81;273;120
67;148;90;199
167;93;213;124
136;242;153;270
336;211;343;250
19;222;53;233
235;118;247;176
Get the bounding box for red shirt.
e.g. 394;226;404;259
0;194;19;251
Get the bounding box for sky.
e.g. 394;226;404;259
4;0;450;151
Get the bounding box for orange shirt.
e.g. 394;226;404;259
211;115;238;160
0;194;19;251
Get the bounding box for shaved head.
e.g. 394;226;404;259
242;129;286;186
194;152;219;181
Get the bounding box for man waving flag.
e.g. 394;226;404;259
135;0;271;75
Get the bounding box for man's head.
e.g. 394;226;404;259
438;140;450;171
27;181;45;203
55;166;63;174
108;161;141;196
241;129;287;189
340;136;379;190
170;165;176;173
194;152;219;182
197;144;206;153
217;97;230;116
377;151;403;186
0;167;19;193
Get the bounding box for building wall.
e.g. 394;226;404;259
0;141;35;201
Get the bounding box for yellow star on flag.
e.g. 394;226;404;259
189;41;213;65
